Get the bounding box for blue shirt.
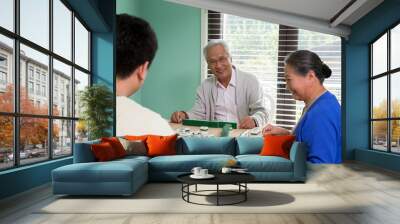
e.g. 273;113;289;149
294;91;342;163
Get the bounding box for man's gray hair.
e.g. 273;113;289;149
203;40;230;58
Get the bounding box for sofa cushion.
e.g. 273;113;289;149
118;138;147;156
115;155;150;163
52;158;147;183
101;137;127;158
148;154;235;172
91;142;118;161
177;137;236;155
147;135;178;157
124;135;149;142
236;137;263;155
260;135;295;159
236;155;293;172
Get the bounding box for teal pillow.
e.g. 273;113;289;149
236;137;263;155
177;137;236;155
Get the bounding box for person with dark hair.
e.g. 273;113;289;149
116;14;158;96
262;50;341;164
116;14;174;136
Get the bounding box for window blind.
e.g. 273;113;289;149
207;11;341;130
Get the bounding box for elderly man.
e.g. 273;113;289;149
170;40;268;129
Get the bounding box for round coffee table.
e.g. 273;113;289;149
177;173;255;206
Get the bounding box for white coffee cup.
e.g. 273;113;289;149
191;167;202;176
199;169;208;176
221;167;232;174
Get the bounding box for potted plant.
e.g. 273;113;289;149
79;84;113;140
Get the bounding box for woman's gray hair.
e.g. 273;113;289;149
203;40;230;58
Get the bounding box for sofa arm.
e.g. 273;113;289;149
73;140;100;163
289;142;307;181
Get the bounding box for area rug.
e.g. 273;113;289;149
37;183;362;214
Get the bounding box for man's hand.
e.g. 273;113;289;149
170;111;188;123
239;116;256;129
262;124;290;136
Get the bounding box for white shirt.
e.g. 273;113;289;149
116;96;175;136
214;68;239;123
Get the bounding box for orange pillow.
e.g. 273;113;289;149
91;142;118;161
124;135;150;142
101;137;126;158
260;135;295;159
146;134;178;157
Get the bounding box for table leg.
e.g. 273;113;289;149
245;183;247;201
188;184;190;202
181;184;183;199
217;184;219;206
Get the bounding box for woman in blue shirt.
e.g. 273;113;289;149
263;50;341;163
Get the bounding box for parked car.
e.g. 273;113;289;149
8;150;32;160
7;153;13;161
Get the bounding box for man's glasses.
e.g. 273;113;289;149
207;56;229;67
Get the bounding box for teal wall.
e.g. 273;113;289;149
117;0;202;118
0;158;72;199
117;0;140;17
345;0;400;171
0;0;116;200
92;0;116;136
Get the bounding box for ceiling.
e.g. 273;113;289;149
166;0;384;38
227;0;352;24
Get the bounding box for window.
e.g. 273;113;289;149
54;88;58;105
53;119;72;158
370;23;400;153
20;0;49;49
74;17;90;70
53;0;72;60
0;0;91;170
53;59;71;117
42;85;46;97
28;81;34;94
0;116;13;170
0;71;6;85
0;55;7;67
36;83;40;95
207;11;341;129
74;69;89;119
0;0;14;32
28;67;34;80
35;70;41;81
0;54;8;91
0;35;13;113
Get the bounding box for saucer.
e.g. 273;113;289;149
190;174;215;179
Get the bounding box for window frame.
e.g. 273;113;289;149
205;11;342;130
369;20;400;154
0;0;92;171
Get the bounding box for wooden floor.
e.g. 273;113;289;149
1;162;400;224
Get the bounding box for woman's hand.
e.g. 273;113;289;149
262;124;291;136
